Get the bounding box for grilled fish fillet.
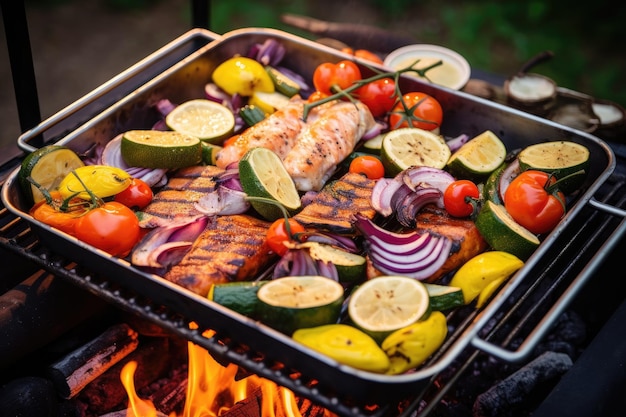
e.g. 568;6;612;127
164;214;275;296
215;95;311;169
366;205;488;283
294;171;377;234
283;101;376;191
138;165;224;228
414;205;488;282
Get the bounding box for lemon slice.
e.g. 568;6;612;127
257;276;345;335
238;147;302;221
18;145;85;205
446;130;507;180
381;128;451;176
348;275;430;344
518;141;590;193
121;130;202;169
165;99;236;145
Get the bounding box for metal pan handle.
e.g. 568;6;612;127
17;28;221;153
470;198;626;362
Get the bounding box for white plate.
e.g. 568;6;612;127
384;44;471;90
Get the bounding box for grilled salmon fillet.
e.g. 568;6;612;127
414;205;488;282
164;214;275;296
283;101;376;191
215;95;311;169
294;171;377;235
366;205;488;283
138;165;224;228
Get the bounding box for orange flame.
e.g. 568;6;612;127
121;328;307;417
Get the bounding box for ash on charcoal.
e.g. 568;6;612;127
472;351;573;417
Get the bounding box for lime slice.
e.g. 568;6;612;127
249;91;291;115
348;275;430;344
121;130;202;169
518;141;589;193
18;145;85;205
238;147;302;221
380;128;451;176
475;200;540;261
299;241;366;283
208;281;268;319
446;130;507;180
165;99;235;145
257;276;344;335
449;251;524;306
423;283;465;311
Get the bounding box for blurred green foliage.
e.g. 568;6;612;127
209;0;626;106
26;0;626;105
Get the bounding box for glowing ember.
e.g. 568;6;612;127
121;328;311;417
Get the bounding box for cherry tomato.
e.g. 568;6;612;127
504;170;565;235
306;90;327;103
312;60;362;96
355;78;397;118
114;178;153;210
349;155;385;180
266;218;306;256
388;92;443;131
75;201;141;257
29;191;87;236
443;180;480;217
340;48;384;64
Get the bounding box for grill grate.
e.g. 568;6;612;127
2;165;625;417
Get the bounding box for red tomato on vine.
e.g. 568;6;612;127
355;78;397;118
388;92;443;131
312;60;362;96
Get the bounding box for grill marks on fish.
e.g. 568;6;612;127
283;101;376;191
138;165;224;228
164;214;274;296
294;172;377;234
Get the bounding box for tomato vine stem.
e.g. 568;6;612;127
302;58;443;121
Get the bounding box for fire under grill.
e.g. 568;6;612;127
1;156;626;416
2;28;626;417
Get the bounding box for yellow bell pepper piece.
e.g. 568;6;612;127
293;324;390;373
212;57;275;96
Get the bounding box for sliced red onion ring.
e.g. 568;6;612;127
353;214;451;281
402;166;455;194
101;135;168;187
371;176;404;217
395;187;442;228
131;217;208;267
499;158;521;202
445;133;469;153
